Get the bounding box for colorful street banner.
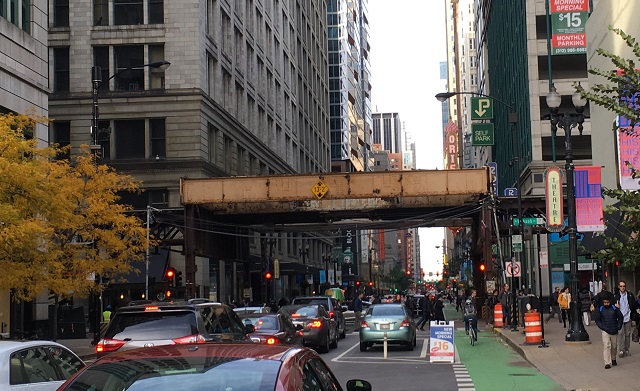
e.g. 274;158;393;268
550;0;589;55
429;321;455;363
575;166;605;232
616;129;640;190
544;167;565;232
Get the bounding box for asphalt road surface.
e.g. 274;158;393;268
325;327;463;391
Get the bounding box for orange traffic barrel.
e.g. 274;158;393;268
493;303;503;328
524;311;543;344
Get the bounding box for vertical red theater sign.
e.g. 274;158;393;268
545;167;564;232
444;121;458;169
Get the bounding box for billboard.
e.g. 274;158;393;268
575;166;605;232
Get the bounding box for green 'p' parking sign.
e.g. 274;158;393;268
471;97;493;120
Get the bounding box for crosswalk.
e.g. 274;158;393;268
452;363;475;391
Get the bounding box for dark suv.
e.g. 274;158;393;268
292;296;346;338
96;299;253;357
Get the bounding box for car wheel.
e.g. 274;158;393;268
359;341;368;352
318;331;331;353
406;340;414;351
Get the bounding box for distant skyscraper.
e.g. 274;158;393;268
372;112;403;154
328;0;372;172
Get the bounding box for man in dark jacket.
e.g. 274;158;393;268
545;287;562;324
353;292;364;331
614;280;636;357
416;295;433;331
594;292;624;369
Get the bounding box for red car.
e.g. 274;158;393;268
57;344;372;391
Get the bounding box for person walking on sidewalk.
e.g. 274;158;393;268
615;280;636;357
579;286;593;326
353;292;364;331
545;287;562;324
594;292;623;369
416;294;433;331
498;284;513;328
558;287;571;328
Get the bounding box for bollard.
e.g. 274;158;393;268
383;331;388;359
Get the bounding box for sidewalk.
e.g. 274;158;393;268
492;313;640;391
57;335;97;361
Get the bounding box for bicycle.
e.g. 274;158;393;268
468;317;477;346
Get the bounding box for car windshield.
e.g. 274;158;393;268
292;298;329;311
105;311;199;340
64;356;281;391
370;306;404;317
281;306;319;317
241;316;279;330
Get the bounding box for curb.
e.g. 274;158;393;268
493;327;538;369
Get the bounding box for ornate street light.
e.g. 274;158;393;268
546;84;589;342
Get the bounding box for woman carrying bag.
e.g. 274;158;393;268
558;287;571;328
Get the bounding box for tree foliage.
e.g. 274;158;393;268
0;113;150;301
575;27;640;270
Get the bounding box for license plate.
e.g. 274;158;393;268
380;323;390;330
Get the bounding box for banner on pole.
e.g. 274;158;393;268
575;166;605;232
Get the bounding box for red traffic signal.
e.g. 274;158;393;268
355;281;361;286
265;272;272;280
406;270;411;275
165;267;176;285
368;281;373;287
453;278;457;283
479;263;486;272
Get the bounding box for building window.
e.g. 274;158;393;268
97;120;111;159
150;118;165;158
208;123;218;164
93;0;109;25
51;121;70;160
114;0;143;25
148;44;166;89
114;45;144;91
114;119;145;159
53;0;69;27
93;46;110;91
0;0;30;32
53;47;70;93
148;0;163;24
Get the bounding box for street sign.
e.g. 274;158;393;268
311;180;329;199
550;0;589;55
539;251;549;269
487;162;498;197
504;187;518;196
273;258;280;279
513;217;546;226
429;321;455;363
512;235;523;253
505;260;522;277
471;123;495;146
471;97;493;119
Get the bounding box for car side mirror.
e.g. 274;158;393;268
346;379;372;391
245;324;256;334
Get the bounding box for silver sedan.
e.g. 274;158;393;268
359;303;417;352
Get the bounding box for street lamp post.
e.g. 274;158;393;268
90;60;170;344
299;244;309;294
546;84;589;342
436;91;521;330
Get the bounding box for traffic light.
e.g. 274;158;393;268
615;261;619;266
479;262;486;272
355;281;361;287
165;289;172;299
406;270;411;275
453;278;457;284
175;271;183;287
368;281;373;287
165;267;176;286
265;271;272;280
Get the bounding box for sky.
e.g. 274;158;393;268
367;0;448;276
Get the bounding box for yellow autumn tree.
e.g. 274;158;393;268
0;113;150;301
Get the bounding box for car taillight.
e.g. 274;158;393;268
96;338;125;354
328;311;335;318
361;321;370;329
400;320;411;328
306;320;323;329
173;334;207;344
290;313;301;318
266;337;278;345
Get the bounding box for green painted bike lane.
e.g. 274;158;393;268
442;304;563;391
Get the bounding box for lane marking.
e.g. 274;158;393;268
331;341;360;362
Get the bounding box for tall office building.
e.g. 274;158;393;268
328;0;372;173
372;112;403;154
48;0;331;304
0;0;49;339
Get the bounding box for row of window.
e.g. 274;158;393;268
0;0;30;32
52;45;167;93
52;0;163;28
51;118;165;161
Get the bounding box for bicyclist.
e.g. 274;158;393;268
463;297;478;341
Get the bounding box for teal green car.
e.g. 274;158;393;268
359;304;417;352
